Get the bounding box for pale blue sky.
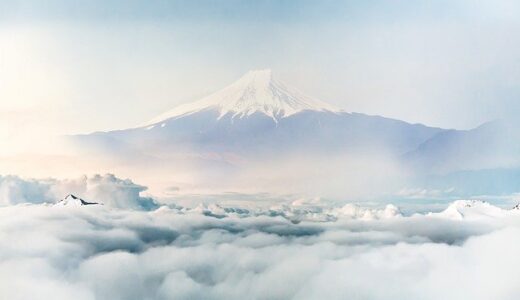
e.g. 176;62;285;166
1;0;520;152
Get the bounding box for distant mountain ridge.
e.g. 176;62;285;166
404;120;520;173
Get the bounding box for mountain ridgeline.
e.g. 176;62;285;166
69;69;519;196
73;70;445;159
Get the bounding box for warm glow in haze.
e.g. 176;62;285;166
2;2;520;300
2;0;520;157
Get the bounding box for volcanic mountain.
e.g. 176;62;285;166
72;69;445;162
64;69;520;197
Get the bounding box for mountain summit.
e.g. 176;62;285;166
70;69;514;196
144;69;339;125
75;68;445;160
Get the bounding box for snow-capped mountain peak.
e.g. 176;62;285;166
432;200;506;220
55;194;100;207
144;69;340;125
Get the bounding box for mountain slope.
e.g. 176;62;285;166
404;120;520;173
64;69;520;196
107;110;442;158
72;70;444;162
143;69;339;125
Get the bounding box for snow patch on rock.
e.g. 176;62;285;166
55;194;100;207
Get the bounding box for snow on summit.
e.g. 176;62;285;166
144;69;340;125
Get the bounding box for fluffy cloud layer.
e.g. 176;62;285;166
1;198;520;300
0;174;158;210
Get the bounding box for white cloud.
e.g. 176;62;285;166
0;197;519;299
297;227;520;300
0;174;158;210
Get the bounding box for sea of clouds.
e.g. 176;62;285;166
1;174;520;299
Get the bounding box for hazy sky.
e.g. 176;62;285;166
1;0;520;152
